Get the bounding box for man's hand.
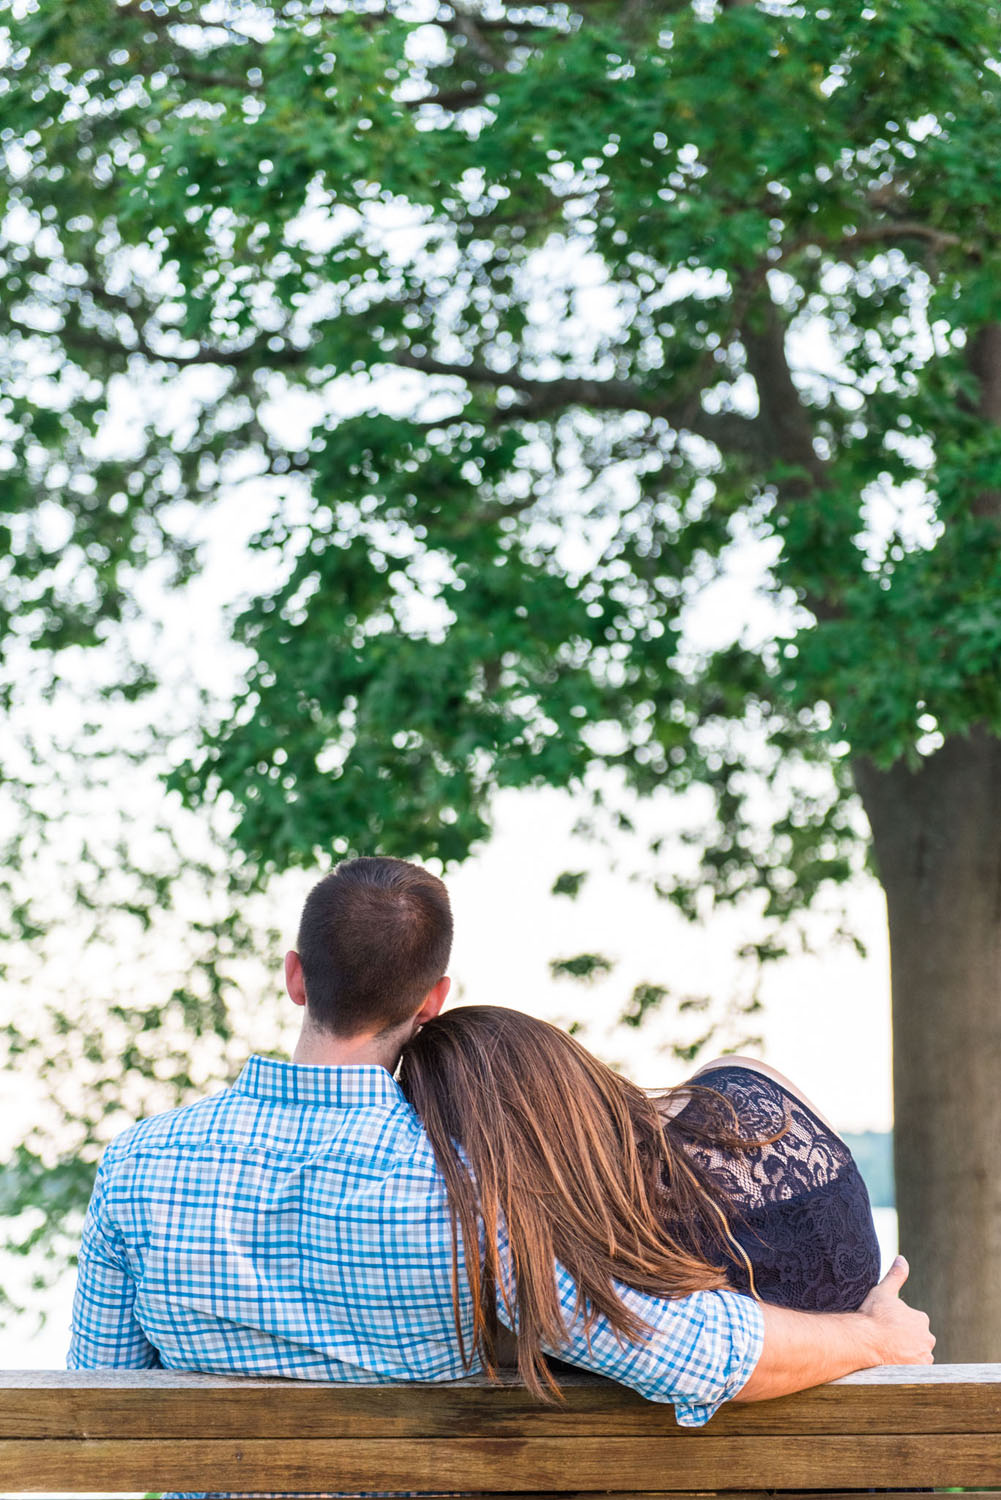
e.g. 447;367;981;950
856;1255;935;1366
733;1256;934;1404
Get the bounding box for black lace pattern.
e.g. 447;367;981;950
668;1066;882;1312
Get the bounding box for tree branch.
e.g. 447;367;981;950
965;324;1001;520
14;311;307;374
140;62;262;92
405;6;578;111
738;294;843;621
389;349;768;456
781;221;966;266
739;298;827;491
404;83;491;111
448;9;505;69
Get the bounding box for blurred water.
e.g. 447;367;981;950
872;1205;899;1275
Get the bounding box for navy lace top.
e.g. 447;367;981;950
669;1065;882;1313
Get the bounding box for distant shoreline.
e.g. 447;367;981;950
843;1131;894;1208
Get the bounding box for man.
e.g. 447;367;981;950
69;856;933;1424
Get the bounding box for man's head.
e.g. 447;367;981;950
286;856;453;1041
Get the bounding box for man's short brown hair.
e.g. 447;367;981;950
296;857;453;1037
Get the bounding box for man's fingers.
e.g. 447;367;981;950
858;1256;934;1365
877;1254;909;1295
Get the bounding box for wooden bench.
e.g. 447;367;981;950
3;1364;1001;1497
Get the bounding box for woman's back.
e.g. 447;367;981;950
399;1006;885;1395
670;1064;882;1312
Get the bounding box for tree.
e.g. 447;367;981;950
4;0;1001;1355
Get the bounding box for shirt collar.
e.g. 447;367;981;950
234;1055;407;1109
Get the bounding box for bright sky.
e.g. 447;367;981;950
442;788;894;1132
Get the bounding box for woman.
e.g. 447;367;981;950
397;1005;881;1400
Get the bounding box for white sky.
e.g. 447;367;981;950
443;789;893;1131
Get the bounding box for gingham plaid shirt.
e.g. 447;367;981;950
67;1056;764;1425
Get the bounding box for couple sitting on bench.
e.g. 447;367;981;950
68;855;933;1422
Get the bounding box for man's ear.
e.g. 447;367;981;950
285;950;307;1008
412;975;450;1028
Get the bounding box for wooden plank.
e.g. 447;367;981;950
8;1362;1001;1392
7;1362;1001;1393
8;1492;996;1500
7;1491;995;1500
5;1366;1001;1439
5;1373;663;1440
705;1372;1001;1434
4;1432;1001;1494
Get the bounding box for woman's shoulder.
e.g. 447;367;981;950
688;1055;841;1135
670;1056;860;1213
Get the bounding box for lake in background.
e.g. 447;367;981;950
872;1205;899;1272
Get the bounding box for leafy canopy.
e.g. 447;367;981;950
4;0;1001;952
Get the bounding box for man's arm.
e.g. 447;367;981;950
734;1255;933;1402
67;1160;160;1369
531;1252;931;1424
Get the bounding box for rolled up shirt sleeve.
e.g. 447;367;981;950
545;1274;765;1425
67;1157;160;1370
492;1215;764;1423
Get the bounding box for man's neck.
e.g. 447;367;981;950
292;1020;402;1073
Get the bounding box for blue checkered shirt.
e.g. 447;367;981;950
68;1057;763;1425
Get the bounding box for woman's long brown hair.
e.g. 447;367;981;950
398;1004;760;1402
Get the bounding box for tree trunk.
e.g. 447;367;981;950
854;728;1001;1360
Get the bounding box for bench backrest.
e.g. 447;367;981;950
3;1364;1001;1496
